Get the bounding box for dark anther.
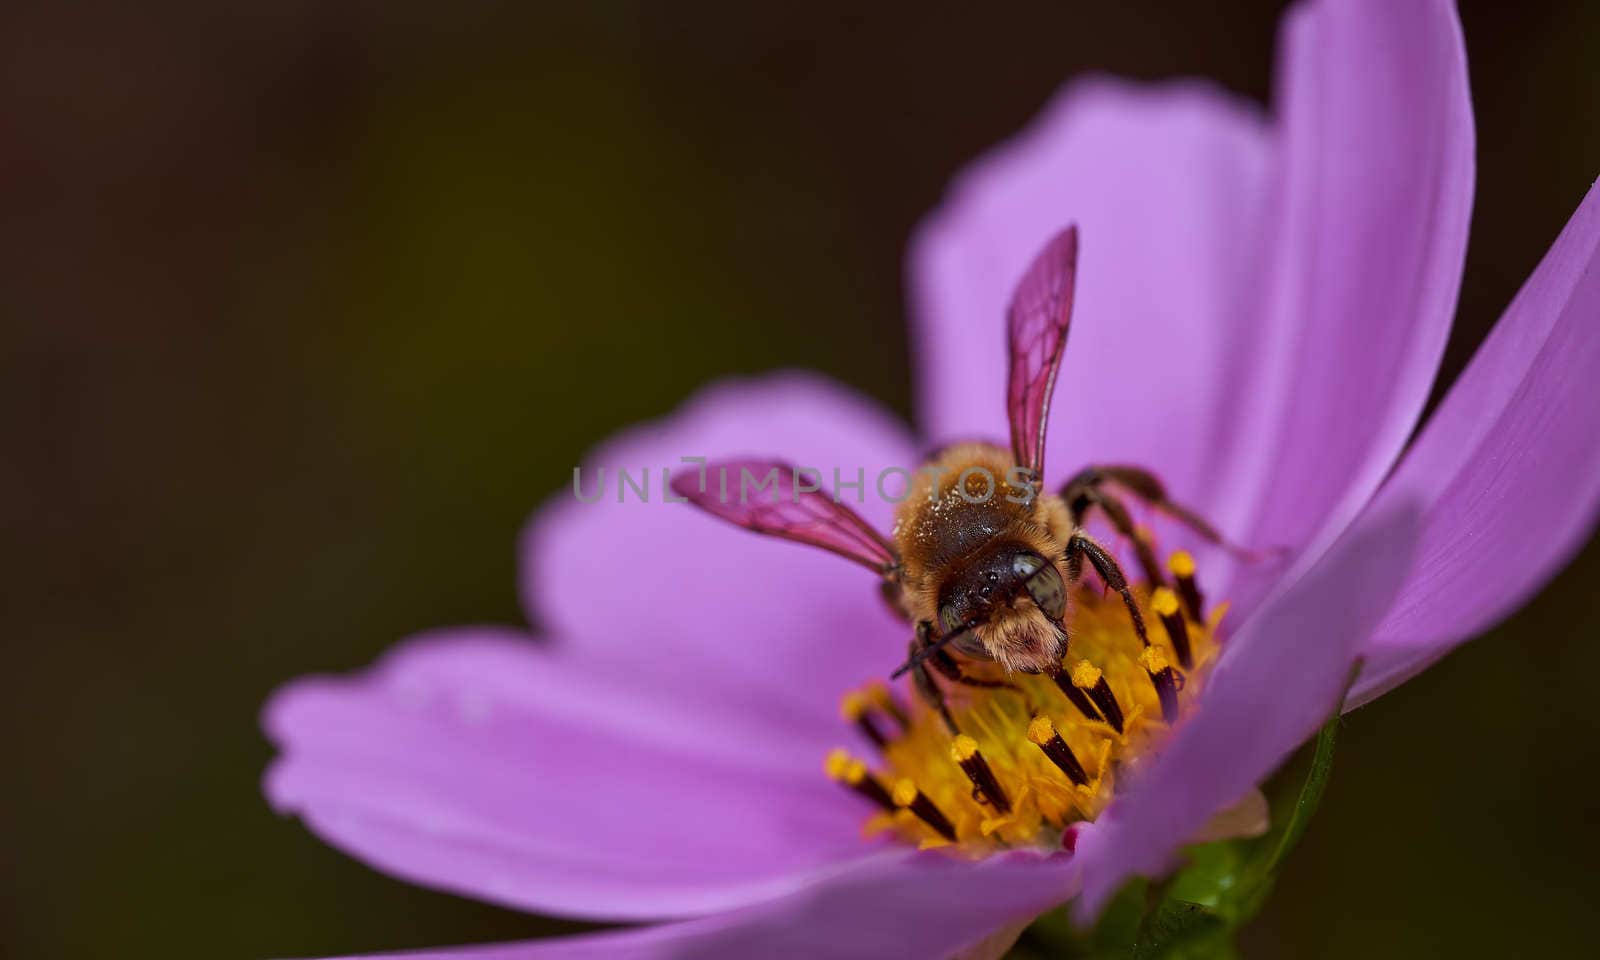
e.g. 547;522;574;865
841;692;892;751
1051;669;1104;724
855;712;889;749
867;682;910;731
826;751;896;812
1027;716;1089;786
893;780;958;842
1147;665;1181;724
1152;588;1193;669
1088;677;1126;735
952;736;1011;814
1170;551;1206;622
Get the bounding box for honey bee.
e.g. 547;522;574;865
673;227;1236;732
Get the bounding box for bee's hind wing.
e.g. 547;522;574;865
671;458;899;574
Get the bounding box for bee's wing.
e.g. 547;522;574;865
1006;226;1079;478
671;459;899;573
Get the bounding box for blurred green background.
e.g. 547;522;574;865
4;2;1598;957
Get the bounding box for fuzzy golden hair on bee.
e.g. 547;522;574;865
975;597;1070;675
892;442;1072;624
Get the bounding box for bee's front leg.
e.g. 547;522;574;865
908;624;960;735
918;623;1019;691
1060;464;1258;585
908;622;1022;736
1064;531;1150;647
1060;466;1165;586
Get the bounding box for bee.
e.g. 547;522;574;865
673;227;1236;732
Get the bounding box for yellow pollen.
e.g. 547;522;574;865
824;748;851;782
866;680;895;708
1169;550;1196;578
839;691;868;720
950;734;979;762
1139;645;1171;673
1071;660;1103;690
1026;714;1056;745
1151;587;1181;618
891;778;920;808
842;759;868;786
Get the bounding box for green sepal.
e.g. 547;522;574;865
1013;702;1345;957
1132;895;1231;960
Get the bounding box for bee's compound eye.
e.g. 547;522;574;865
1011;553;1043;577
939;604;962;634
1015;554;1065;621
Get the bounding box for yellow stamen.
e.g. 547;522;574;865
1070;660;1103;690
1140;646;1182;723
892;777;958;842
1170;550;1206;620
828;569;1225;852
950;734;1011;813
1026;713;1089;787
824;748;851;781
841;689;891;749
1153;585;1193;667
869;687;909;731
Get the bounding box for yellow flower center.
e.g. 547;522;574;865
827;550;1225;853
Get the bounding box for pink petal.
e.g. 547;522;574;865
1349;179;1600;706
912;0;1475;616
292;850;1078;960
522;371;919;734
1232;0;1475;582
909;78;1276;572
264;629;883;921
1072;499;1422;918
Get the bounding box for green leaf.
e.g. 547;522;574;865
1014;675;1352;957
1261;708;1340;874
1225;686;1347;921
1236;708;1340;919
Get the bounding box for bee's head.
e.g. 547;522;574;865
936;543;1068;672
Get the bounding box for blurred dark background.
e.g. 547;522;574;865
4;2;1597;957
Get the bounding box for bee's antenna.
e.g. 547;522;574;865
890;622;976;679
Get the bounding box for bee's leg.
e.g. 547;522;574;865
1063;465;1259;571
1092;465;1233;543
1060;466;1166;586
914;622;1019;693
909;625;961;735
913;664;960;736
929;648;1022;693
1064;531;1150;648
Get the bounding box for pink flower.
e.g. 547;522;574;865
263;1;1600;956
